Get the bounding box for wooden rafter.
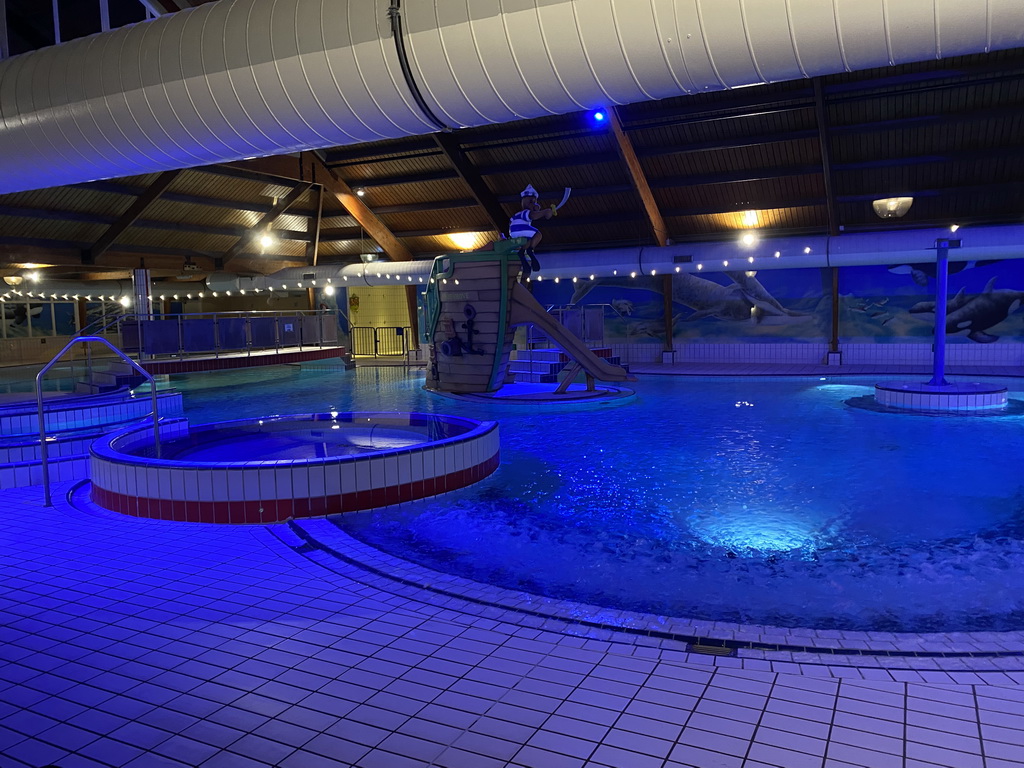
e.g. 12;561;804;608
609;108;670;247
310;157;413;262
221;182;312;270
87;170;181;262
432;131;507;234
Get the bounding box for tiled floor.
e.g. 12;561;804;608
2;481;1024;767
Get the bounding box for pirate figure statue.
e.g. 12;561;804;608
509;183;557;277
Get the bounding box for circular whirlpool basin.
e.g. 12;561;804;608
90;412;499;524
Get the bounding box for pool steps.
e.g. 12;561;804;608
508;347;628;384
0;389;184;489
73;361;145;394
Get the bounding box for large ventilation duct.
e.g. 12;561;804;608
1;0;1021;194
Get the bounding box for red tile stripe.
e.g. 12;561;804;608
90;453;499;524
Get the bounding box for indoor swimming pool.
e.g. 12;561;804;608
169;365;1024;634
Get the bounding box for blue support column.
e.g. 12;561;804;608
929;243;949;386
928;238;961;387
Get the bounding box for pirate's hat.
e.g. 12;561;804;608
520;184;539;199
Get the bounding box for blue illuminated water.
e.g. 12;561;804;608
171;366;1024;632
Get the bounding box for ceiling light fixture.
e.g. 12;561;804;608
872;197;914;219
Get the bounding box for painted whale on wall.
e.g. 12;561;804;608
888;259;1002;286
910;278;1024;342
571;273;801;323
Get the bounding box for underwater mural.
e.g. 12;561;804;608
840;259;1024;344
532;268;830;344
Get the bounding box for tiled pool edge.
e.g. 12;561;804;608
287;518;1024;675
89;413;499;524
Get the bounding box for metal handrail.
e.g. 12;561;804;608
36;336;161;507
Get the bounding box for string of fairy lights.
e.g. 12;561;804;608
0;220;963;305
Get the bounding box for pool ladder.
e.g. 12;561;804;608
35;336;162;507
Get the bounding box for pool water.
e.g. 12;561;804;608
135;419;444;462
169;366;1024;633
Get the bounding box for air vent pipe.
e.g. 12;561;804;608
0;0;1021;194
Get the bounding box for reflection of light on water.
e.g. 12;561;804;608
815;384;871;396
688;506;836;554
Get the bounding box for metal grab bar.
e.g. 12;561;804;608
36;336;161;507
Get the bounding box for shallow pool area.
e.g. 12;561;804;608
169;366;1024;633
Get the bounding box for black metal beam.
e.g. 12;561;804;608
834;145;1024;171
88;170;181;261
475;151;621;176
317;212;638;241
306;186;323;266
75;180;321;218
662;197;827;218
0;235;218;260
433;131;509;233
0;203;308;241
829;105;1024;136
323;137;441;167
824;55;1024;99
372;198;477;214
355;169;460;188
638;130;819;159
813;78;839;236
222;182;312;267
201;161;307;188
649;165;822;188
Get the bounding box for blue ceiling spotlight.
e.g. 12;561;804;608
592;108;606;123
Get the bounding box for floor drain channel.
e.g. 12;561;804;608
688;643;738;657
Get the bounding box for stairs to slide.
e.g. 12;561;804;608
508;347;629;384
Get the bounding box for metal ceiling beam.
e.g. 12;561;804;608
221;182;312;269
318;212;640;241
812;79;840;236
649;165;822;188
323;137;441;167
825;55;1024;99
0;0;9;60
0;235;217;262
0;204;308;241
609;107;668;246
836;181;1024;204
830;104;1024;135
662;197;827;218
835;145;1024;171
433;131;508;233
306;186;323;266
352;169;459;189
87;170;181;262
75;180;320;218
373;198;477;214
636;130;819;158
